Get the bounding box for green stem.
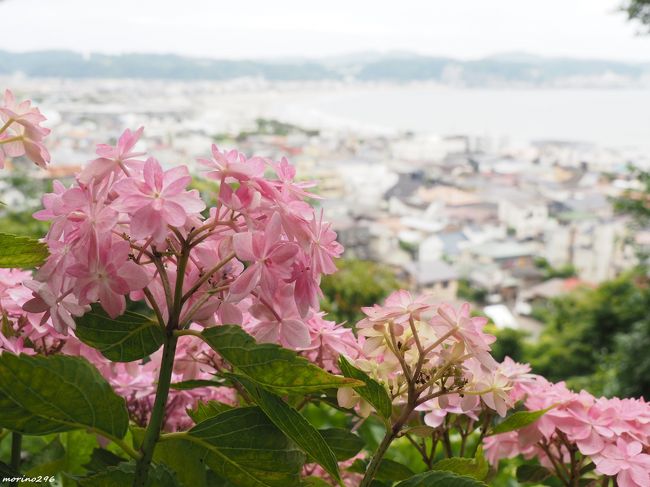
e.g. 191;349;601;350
132;332;178;487
158;432;187;442
99;433;141;461
10;432;22;471
472;410;493;457
170;247;190;329
359;425;399;487
174;328;202;339
181;251;235;303
359;400;414;487
442;430;454;457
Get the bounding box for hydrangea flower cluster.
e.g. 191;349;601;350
298;312;360;373
0;269;234;431
3;91;649;487
26;128;343;347
303;454;365;487
96;334;236;431
0;268;53;355
0;90;50;169
338;291;511;419
484;374;650;487
419;356;531;428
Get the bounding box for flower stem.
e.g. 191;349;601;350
0;118;14;136
10;432;22;470
0;135;23;146
132;332;178;487
359;425;398;487
181;251;235;303
360;404;413;487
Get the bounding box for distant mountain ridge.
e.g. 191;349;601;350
1;50;649;87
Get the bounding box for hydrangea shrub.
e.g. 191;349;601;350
0;90;648;487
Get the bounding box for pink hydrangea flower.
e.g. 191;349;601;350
78;127;146;183
0;89;50;168
23;280;88;333
308;212;343;275
299;313;360;372
113;157;205;244
432;302;497;368
230;212;299;300
67;238;150;317
247;284;310;349
592;439;650;487
199;144;265;183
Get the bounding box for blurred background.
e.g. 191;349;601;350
1;0;650;400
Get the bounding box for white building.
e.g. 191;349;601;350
498;196;551;239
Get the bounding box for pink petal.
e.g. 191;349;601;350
168;190;205;214
233;232;256;261
99;286;126;318
161;200;187;227
161;166;191;195
228;264;261;301
118;261;151;291
577;433;605;456
268;242;299;265
263;212;283;256
280;319;311;349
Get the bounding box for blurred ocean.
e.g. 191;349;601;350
273;86;650;151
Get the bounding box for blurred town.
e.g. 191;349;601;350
2;76;649;339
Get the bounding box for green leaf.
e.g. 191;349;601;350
349;458;414;482
0;460;22;486
21;437;67;482
83;448;126;472
431;454;489;481
201;326;362;394
395;471;488;487
0;354;129;439
171;379;227;390
206;471;237;487
153;439;208;487
0;460;20;478
77;462;179;487
338;356;392;419
188;400;235;423
74;305;164;362
580;462;597;475
404;425;436;437
60;430;101;487
234;376;340;483
319;428;364;461
374;459;414;482
301;478;332;487
0;233;48;268
0;389;71;435
489;406;555;436
186;406;305;487
516;464;552;483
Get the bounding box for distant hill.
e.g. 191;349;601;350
1;50;648;87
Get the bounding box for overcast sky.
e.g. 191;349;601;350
2;0;650;62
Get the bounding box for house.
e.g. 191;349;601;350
544;217;633;283
483;304;518;329
463;240;537;270
497;190;551;239
405;260;459;301
517;277;587;314
418;231;469;263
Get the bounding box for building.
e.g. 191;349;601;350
405;260;459;301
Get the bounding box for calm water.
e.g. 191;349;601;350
274;86;650;151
